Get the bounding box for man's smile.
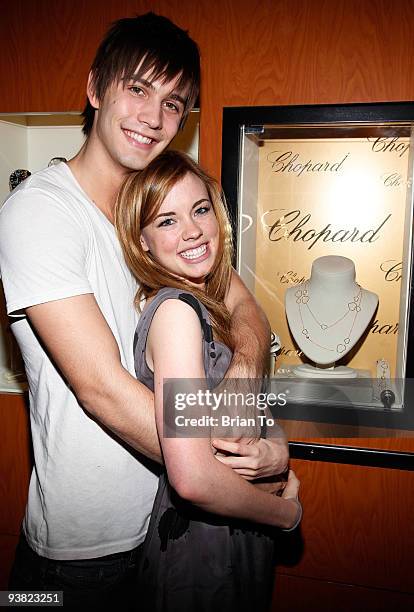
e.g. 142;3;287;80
123;128;156;145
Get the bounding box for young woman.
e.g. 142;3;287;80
115;150;301;611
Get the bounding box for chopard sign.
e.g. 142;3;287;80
262;209;392;251
266;151;349;176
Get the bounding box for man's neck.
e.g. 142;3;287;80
68;137;129;224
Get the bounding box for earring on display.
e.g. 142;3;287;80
376;358;395;410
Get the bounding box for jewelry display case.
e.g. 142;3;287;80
221;103;414;467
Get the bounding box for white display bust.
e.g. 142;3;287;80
285;256;378;377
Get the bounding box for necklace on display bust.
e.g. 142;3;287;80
295;282;363;355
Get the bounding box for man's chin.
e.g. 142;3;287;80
119;152;160;172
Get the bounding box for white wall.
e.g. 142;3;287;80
27;125;85;172
0;120;29;391
0;121;28;204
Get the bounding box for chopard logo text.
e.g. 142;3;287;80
263;209;392;251
266;151;349;176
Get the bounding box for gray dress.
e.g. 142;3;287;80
134;288;275;612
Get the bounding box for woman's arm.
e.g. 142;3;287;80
147;298;300;529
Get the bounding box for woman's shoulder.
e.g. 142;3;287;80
150;288;204;331
143;287;208;324
143;287;232;383
136;287;203;336
147;290;205;373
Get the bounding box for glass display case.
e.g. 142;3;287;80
221;103;414;467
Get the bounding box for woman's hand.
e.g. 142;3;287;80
251;476;287;495
211;437;289;479
282;469;300;501
281;469;302;530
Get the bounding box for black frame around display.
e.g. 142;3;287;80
221;102;414;469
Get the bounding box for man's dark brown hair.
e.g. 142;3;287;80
82;12;200;136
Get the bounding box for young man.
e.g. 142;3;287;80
0;12;288;609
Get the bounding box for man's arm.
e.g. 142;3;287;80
219;269;289;476
224;269;271;378
27;293;162;462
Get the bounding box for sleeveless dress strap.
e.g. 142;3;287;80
133;287;232;392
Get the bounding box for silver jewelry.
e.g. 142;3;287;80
296;282;363;354
295;283;361;329
376;358;390;393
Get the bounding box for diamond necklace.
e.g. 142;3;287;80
295;283;363;354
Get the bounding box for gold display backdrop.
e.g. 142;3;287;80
246;132;411;377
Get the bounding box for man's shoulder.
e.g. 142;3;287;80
1;164;86;222
4;163;70;201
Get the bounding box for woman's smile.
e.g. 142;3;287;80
179;243;208;260
140;172;219;285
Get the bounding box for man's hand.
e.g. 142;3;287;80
211;437;289;479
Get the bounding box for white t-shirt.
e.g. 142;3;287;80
0;163;159;560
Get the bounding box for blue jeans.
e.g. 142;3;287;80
9;533;143;610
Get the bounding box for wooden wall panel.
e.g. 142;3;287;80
279;418;414;453
197;0;414;177
2;0;414;175
272;573;414;612
0;395;31;534
281;459;414;592
0;0;203;112
0;535;19;589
